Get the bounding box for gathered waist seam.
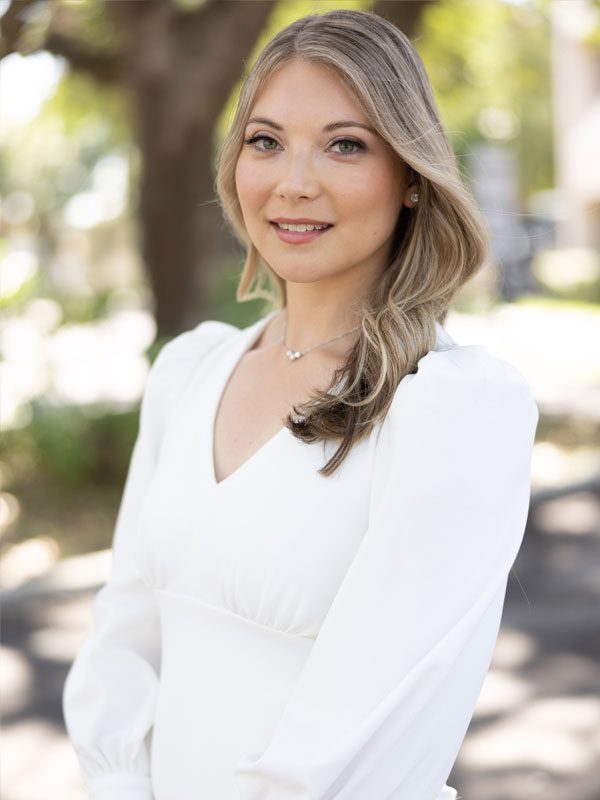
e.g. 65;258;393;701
153;586;316;643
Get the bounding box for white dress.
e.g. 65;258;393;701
62;309;539;800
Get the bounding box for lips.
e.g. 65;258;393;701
271;222;333;230
270;221;334;244
270;218;333;227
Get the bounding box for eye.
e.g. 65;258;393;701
242;134;366;156
330;137;366;155
243;134;280;151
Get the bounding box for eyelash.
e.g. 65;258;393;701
243;134;366;156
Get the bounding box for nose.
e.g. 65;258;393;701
274;152;319;200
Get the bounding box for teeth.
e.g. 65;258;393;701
276;222;329;232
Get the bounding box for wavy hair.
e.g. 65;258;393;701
214;8;490;477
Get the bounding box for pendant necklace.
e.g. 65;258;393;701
279;312;360;361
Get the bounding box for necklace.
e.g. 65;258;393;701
279;311;360;361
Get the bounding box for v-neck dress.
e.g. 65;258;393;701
62;310;539;800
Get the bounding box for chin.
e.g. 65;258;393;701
272;267;333;284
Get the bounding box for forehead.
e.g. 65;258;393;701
249;60;369;127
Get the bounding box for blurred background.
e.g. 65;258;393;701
1;0;599;798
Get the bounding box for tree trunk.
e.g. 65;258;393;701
372;0;434;40
107;0;277;337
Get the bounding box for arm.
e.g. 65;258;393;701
234;344;539;800
62;320;235;800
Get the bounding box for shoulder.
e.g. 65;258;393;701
384;340;539;441
370;341;539;508
148;318;239;390
140;318;239;437
153;318;239;369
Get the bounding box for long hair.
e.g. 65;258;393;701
214;8;490;477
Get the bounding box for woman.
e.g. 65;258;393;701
63;9;539;800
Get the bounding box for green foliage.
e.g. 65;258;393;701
58;0;120;53
0;265;38;312
4;401;139;487
583;0;600;47
1;59;137;323
2;67;131;202
532;247;600;304
10;0;118;57
417;0;554;198
41;68;130;146
213;0;554;205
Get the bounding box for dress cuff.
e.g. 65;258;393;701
88;771;153;800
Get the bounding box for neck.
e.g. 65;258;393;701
280;287;365;352
280;307;361;353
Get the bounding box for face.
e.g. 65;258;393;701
235;59;416;291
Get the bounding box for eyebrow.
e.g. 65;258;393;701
246;116;377;134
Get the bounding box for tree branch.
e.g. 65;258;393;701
1;0;120;82
43;30;120;83
171;0;220;27
0;0;44;58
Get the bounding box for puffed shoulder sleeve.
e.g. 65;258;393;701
62;320;236;800
235;345;539;800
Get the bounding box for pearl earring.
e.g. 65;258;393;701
410;192;419;203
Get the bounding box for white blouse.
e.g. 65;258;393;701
62;309;539;800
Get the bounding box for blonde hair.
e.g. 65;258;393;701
214;8;489;477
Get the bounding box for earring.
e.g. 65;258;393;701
410;192;419;203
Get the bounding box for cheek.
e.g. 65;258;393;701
337;164;398;208
367;163;401;204
234;158;261;208
234;160;246;199
342;169;401;229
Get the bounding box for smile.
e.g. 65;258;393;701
270;221;334;244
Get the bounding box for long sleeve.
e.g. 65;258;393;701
235;344;539;800
62;320;235;800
